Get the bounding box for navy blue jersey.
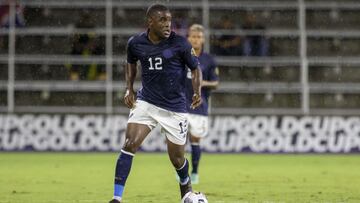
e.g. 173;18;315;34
127;31;199;113
185;51;219;116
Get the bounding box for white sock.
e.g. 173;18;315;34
112;196;122;202
180;176;190;185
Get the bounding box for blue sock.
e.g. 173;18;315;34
113;150;134;198
191;144;201;174
176;159;190;185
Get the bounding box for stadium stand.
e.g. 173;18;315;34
1;0;360;115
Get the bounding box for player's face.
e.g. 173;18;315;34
149;11;172;39
187;31;204;50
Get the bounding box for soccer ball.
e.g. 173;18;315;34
181;191;208;203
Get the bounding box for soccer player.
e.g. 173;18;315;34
185;24;219;184
109;4;202;203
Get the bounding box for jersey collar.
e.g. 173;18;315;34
146;29;174;45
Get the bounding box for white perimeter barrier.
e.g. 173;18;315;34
0;114;360;153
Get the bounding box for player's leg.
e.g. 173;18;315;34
110;100;156;203
189;134;201;184
152;105;192;198
187;114;209;184
110;123;151;203
167;139;192;198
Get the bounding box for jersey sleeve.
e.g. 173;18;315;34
126;36;138;64
182;40;199;70
208;57;219;81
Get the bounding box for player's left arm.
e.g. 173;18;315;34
182;40;203;109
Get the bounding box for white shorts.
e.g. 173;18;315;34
187;114;209;138
127;100;189;145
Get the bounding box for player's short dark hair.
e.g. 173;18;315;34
146;4;169;19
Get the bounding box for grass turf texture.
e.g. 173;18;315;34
0;153;359;203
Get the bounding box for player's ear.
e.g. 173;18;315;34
147;16;153;27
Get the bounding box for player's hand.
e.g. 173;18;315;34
124;89;136;108
191;93;202;109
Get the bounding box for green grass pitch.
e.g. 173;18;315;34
0;153;359;203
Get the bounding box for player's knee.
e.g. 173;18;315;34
123;139;139;154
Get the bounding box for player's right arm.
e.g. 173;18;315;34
201;80;219;89
124;62;137;108
190;67;202;109
124;37;138;109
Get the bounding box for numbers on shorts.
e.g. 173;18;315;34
179;120;187;137
179;122;184;134
148;57;162;70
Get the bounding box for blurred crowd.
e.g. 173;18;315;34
172;11;269;57
1;1;269;82
0;0;25;52
66;12;106;81
211;13;269;56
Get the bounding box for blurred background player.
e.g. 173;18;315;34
241;12;269;56
67;12;106;81
109;4;202;203
211;15;241;56
186;24;219;184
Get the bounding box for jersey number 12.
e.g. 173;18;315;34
148;57;163;70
